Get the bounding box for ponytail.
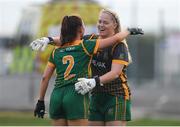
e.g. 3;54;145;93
60;15;83;45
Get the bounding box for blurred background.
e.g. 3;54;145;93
0;0;180;125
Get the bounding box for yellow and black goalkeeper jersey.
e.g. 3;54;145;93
84;34;131;99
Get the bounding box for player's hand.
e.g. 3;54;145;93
127;28;144;35
34;100;45;118
75;78;97;95
30;37;50;51
75;80;90;95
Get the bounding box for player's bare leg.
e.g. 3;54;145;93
88;121;105;126
67;119;88;126
52;119;67;126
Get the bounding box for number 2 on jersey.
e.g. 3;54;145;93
62;55;75;80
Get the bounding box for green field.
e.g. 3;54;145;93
0;111;180;126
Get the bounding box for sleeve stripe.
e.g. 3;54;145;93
93;39;99;54
89;34;95;40
122;83;130;100
81;41;91;56
52;49;56;59
47;62;55;67
112;60;129;65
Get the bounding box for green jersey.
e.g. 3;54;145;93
48;39;99;88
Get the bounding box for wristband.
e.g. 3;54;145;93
38;100;44;103
47;37;54;45
94;76;103;86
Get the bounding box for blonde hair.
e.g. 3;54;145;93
100;8;121;33
100;8;132;64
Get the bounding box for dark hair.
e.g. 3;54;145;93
60;15;83;45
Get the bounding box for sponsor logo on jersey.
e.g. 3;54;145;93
92;60;106;68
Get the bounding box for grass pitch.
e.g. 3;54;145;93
0;111;180;126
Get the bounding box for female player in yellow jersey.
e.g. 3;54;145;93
76;9;133;126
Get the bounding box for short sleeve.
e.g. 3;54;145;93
83;34;98;40
112;43;129;66
48;50;56;67
81;39;99;56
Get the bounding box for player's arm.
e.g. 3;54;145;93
99;63;124;84
98;28;143;49
30;34;94;51
30;36;61;51
39;64;55;100
52;36;61;46
75;63;124;95
34;64;55;118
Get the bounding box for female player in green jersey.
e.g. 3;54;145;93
33;14;143;126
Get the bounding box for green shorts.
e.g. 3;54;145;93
89;93;131;121
49;85;89;120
